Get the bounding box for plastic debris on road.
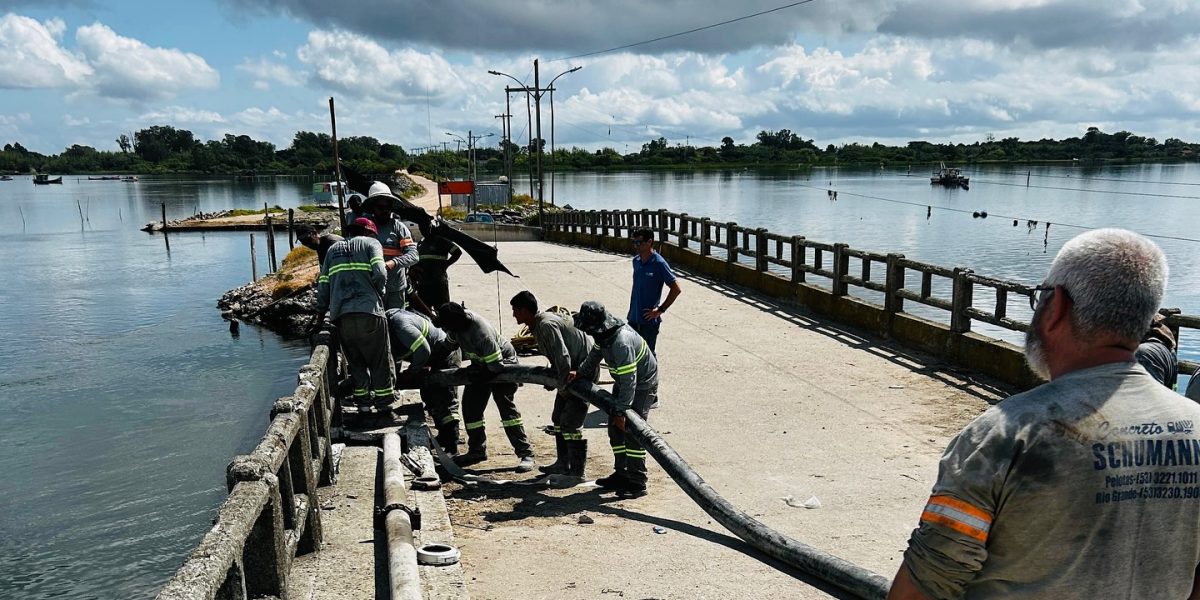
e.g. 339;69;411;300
782;495;823;509
653;526;667;534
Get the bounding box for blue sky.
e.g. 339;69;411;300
3;0;1200;155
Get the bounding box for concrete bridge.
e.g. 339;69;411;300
157;213;1199;600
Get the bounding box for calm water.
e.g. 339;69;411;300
1;166;1198;598
527;164;1200;369
0;176;316;599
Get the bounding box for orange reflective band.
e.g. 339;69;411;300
920;495;992;543
383;248;402;257
398;239;415;247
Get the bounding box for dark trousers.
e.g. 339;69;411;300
416;271;451;309
630;322;660;354
462;381;532;458
608;386;656;485
421;346;461;435
337;313;394;404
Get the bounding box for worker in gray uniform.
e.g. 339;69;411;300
387;308;461;454
571;300;658;498
316;217;393;411
365;181;419;310
434;302;536;472
510;291;594;487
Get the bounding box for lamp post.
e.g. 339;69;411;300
445;132;468;180
487;70;533;201
546;66;582;206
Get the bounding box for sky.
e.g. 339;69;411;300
3;0;1200;155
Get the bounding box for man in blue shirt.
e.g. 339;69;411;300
627;227;682;354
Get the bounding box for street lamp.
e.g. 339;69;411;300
445;132;467;180
546;66;582;206
487;69;534;201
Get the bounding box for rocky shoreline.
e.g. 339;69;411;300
218;247;321;336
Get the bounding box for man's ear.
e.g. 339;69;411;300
1042;284;1072;333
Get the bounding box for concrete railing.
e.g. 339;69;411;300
544;209;1199;387
157;332;339;600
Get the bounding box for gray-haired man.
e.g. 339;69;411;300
889;229;1200;599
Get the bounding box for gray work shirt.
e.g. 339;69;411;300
386;309;447;373
581;325;658;410
532;311;594;388
316;236;386;321
448;309;517;373
903;362;1200;599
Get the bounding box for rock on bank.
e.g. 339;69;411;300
218;245;319;336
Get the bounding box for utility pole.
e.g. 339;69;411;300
495;111;511;187
534;59;544;220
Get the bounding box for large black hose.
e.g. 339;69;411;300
420;365;892;600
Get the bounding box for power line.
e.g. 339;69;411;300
551;0;818;61
1010;171;1200;187
969;178;1200;200
794;181;1200;244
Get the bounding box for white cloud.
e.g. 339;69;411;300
297;29;467;102
63;114;90;126
237;56;299;90
76;22;219;100
138;106;226;124
0;14;92;89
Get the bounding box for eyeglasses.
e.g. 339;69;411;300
631;239;646;246
1028;284;1055;311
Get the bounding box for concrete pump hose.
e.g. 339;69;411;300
420;365;891;600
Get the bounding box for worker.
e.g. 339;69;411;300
295;224;343;265
316;217;393;412
571;300;658;498
628;227;681;355
434;302;535;472
387;308;461;454
1134;312;1178;389
510;291;594;487
889;229;1200;600
364;181;419;310
412;228;462;308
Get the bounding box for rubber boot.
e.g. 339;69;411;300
549;439;587;489
436;422;460;456
455;427;488;466
538;432;568;475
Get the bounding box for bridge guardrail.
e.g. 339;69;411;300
546;209;1198;383
157;332;339;600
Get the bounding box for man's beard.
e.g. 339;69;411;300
1024;309;1052;380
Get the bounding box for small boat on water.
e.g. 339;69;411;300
88;175;122;181
123;176;139;182
33;174;63;185
930;162;969;189
0;175;13;181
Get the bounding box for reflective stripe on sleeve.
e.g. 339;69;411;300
920;495;992;543
609;341;649;376
401;319;430;359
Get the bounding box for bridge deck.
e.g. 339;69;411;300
429;241;1006;599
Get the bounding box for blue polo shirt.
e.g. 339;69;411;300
628;251;677;326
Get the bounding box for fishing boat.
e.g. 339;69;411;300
33;174;63;185
88;175;122;181
123;176;139;182
312;180;347;203
930;162;969;189
0;175;13;181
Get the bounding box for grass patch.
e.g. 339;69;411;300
226;205;285;217
511;194;534;206
296;204;330;213
280;245;315;269
439;207;467;220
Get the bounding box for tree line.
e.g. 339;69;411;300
2;125;1195;176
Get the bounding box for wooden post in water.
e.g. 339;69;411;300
250;234;258;281
161;203;168;232
288;209;295;249
265;216;278;273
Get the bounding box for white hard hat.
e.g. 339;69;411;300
368;181;391;197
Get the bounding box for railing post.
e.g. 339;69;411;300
678;213;689;250
755;228;768;272
600;210;609;238
726;222;739;264
273;398;324;555
791;236;805;283
243;475;288;600
625;209;635;238
700;218;712;257
832;243;850;296
657;209;669;245
951;267;974;333
885;253;906;314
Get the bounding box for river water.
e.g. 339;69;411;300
1;165;1198;598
